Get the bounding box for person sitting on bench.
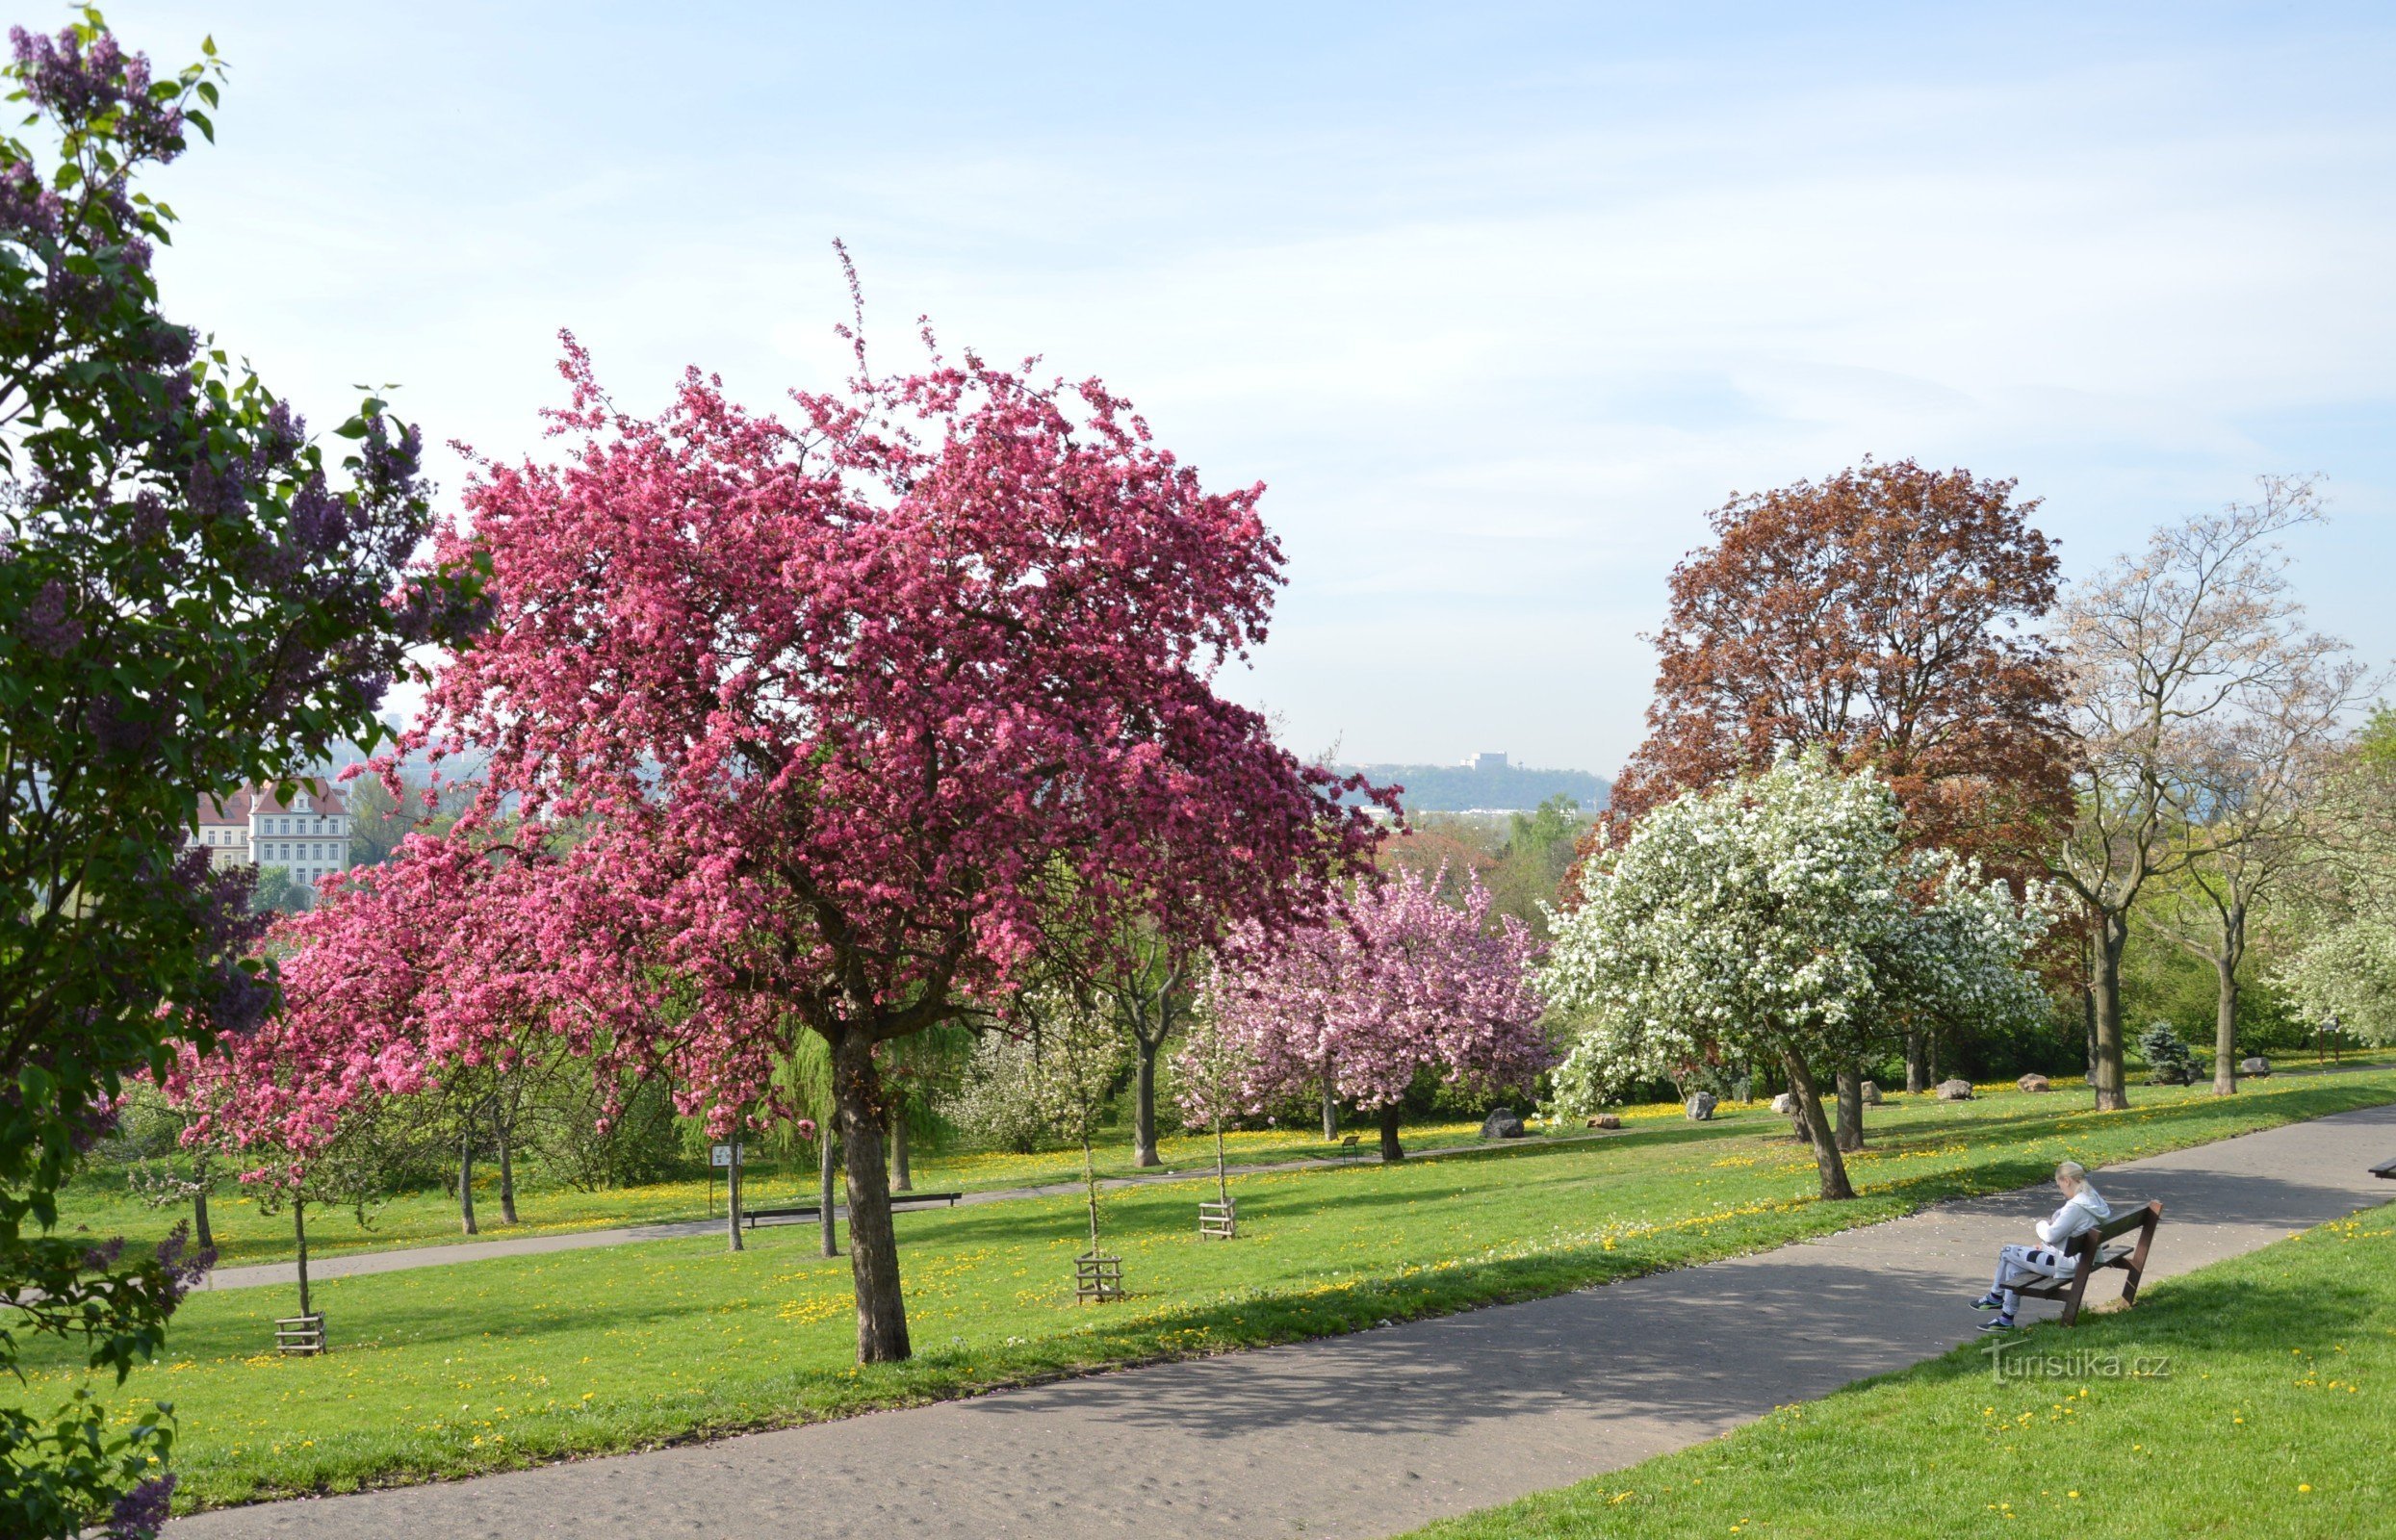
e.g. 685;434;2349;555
1971;1160;2111;1332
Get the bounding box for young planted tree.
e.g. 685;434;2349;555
2055;480;2325;1110
1173;999;1259;1220
399;324;1385;1362
1543;753;2048;1200
167;1032;403;1328
0;16;478;1531
1018;990;1129;1267
1212;865;1550;1162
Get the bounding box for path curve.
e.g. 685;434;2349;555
170;1100;2396;1539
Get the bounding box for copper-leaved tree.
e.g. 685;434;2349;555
403;325;1386;1362
1601;459;2072;876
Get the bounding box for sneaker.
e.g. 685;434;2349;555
1969;1295;2004;1311
1977;1315;2017;1333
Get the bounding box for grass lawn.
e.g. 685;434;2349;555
52;1116;1608;1268
1402;1208;2396;1540
11;1070;2393;1516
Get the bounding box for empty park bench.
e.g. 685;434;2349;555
2013;1199;2164;1325
1336;1135;1361;1160
741;1191;964;1229
2371;1156;2396;1180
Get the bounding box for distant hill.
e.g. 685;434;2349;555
1347;761;1610;813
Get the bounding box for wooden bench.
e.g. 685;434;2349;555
2370;1156;2396;1181
1336;1135;1361;1160
2013;1199;2163;1325
741;1192;964;1229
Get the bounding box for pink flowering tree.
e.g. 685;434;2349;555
286;820;580;1232
394;325;1387;1362
160;829;563;1312
1202;865;1551;1162
160;901;433;1322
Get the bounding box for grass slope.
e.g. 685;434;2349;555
11;1071;2393;1515
55;1118;1570;1268
1403;1210;2396;1540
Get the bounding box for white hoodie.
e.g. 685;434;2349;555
2034;1185;2113;1259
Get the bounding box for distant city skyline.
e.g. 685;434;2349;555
104;0;2396;774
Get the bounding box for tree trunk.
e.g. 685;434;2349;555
1835;1064;1865;1153
832;1032;910;1363
1781;1051;1854;1200
457;1132;477;1235
818;1127;838;1259
727;1140;744;1252
1903;1033;1927;1095
1378;1101;1404;1163
891;1106;913;1193
1320;1078;1338;1142
497;1120;519;1225
2089;911;2131;1111
193;1187;213;1253
1132;1037;1162;1168
1081;1132;1103;1252
294;1197;312;1320
2212;905;2245;1096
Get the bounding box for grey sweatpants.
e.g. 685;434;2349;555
1990;1242;2073;1315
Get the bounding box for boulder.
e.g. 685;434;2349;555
1769;1091;1798;1116
1480;1107;1528;1140
2240;1057;2272;1078
1684;1091;1717;1122
1936;1078;1975;1101
1859;1080;1884;1106
2018;1073;2052;1094
1587;1114;1623;1131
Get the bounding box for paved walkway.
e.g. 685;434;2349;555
172;1100;2396;1540
197;1133;1612;1292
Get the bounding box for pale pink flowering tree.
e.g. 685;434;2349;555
393;324;1387;1362
1200;865;1551;1162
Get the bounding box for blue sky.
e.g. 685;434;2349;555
100;1;2396;773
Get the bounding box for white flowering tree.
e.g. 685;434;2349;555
1542;752;2048;1200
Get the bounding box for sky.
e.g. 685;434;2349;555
94;1;2396;775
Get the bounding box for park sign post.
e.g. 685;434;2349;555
712;1142;745;1251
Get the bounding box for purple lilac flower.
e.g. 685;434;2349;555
104;1474;176;1539
20;577;83;655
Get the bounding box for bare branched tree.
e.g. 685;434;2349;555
2151;638;2375;1093
2054;476;2326;1109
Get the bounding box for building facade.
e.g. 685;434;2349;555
186;781;355;899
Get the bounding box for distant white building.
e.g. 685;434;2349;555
1466;752;1508;772
186;780;355;902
